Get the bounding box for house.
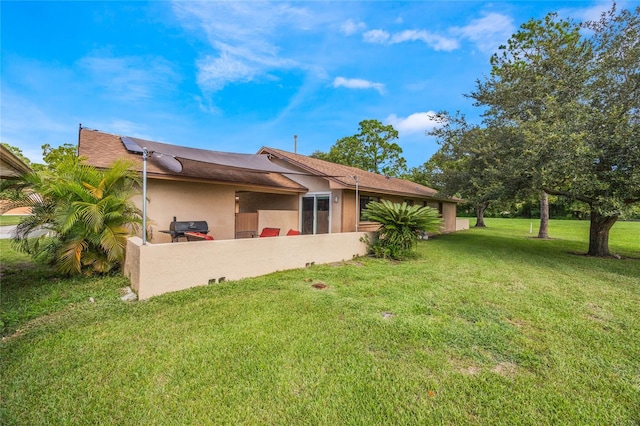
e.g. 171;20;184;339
79;127;467;299
78;127;463;243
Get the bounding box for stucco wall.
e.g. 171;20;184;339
238;192;298;213
139;179;237;242
330;190;343;233
456;218;470;231
257;210;298;235
442;202;457;233
124;232;373;300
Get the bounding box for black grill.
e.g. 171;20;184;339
167;218;209;242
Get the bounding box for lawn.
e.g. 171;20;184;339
0;215;27;226
1;218;639;425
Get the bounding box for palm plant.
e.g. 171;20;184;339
13;158;142;275
362;200;443;259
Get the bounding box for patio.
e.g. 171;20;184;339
124;231;373;300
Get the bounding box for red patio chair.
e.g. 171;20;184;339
259;227;280;237
286;229;300;236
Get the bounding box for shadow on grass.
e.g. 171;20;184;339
428;228;640;282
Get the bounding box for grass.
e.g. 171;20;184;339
1;218;639;425
0;215;27;226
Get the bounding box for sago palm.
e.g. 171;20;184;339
362;199;442;258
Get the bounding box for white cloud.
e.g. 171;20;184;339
390;30;459;51
364;28;458;51
452;13;515;54
333;77;385;94
172;1;318;93
196;53;258;91
341;19;366;35
560;3;612;22
386;111;442;135
363;29;391;44
79;56;178;101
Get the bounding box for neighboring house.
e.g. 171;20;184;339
79;127;462;243
0;145;33;215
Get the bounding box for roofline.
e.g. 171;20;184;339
88;163;307;194
147;172;307;194
260;146;463;203
0;145;32;177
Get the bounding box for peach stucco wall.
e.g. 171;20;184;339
125;232;373;300
442;202;457;233
456;219;470;231
257;210;298;235
139;179;236;243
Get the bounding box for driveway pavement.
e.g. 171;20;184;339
0;225;50;239
0;225;17;239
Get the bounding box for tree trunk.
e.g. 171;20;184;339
587;211;618;257
538;190;549;239
475;202;488;227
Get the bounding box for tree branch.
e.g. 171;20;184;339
541;187;594;205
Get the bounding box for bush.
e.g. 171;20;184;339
362;200;442;259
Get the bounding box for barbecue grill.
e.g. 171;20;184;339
163;217;209;242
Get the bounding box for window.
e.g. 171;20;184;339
423;200;443;216
359;195;380;221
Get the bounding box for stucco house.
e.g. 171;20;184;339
78;127;462;243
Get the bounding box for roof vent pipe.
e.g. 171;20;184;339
294;135;298;153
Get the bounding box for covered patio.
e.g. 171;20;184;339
124;231;372;300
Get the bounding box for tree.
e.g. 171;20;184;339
471;4;640;256
41;143;78;169
14;156;143;275
314;119;407;176
419;113;527;227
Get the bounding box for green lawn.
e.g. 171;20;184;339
0;215;27;226
1;218;639;425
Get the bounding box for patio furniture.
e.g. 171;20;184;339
259;227;280;237
286;229;300;236
185;231;214;241
160;217;210;242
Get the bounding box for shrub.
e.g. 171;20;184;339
362;200;442;259
13;158;142;275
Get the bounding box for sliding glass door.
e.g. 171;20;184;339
301;194;330;235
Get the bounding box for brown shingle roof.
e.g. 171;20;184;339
78;128;307;193
260;147;461;202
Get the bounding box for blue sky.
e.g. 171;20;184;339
1;1;624;168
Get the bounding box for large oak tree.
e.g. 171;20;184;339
472;4;640;256
419;113;528;228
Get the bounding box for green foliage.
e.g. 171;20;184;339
13;156;142;275
418;113;530;226
362;199;442;259
41;143;78;170
470;4;640;254
314;119;407;176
